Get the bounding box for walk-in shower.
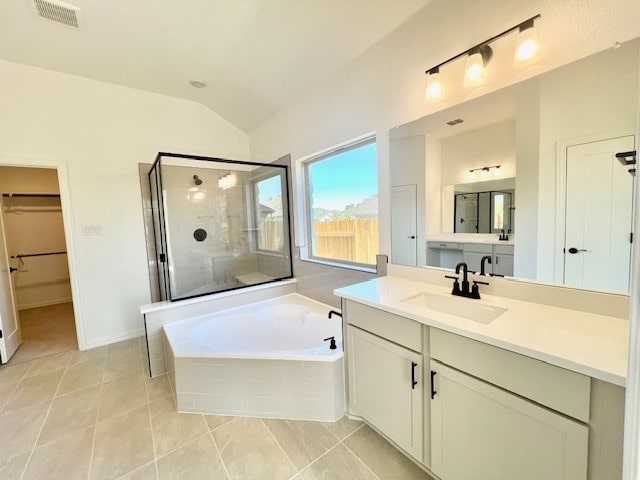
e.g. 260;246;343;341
148;153;293;301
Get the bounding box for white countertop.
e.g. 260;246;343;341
428;233;514;245
334;276;628;386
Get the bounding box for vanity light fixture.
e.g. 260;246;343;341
424;14;541;99
514;18;541;66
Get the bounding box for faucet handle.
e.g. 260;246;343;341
444;275;459;280
473;280;489;286
445;275;461;296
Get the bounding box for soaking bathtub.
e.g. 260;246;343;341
163;293;345;421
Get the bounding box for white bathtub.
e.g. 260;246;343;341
163;293;345;421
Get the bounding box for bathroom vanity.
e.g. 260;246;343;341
426;234;514;275
335;273;627;480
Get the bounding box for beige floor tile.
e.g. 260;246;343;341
58;358;105;395
157;433;228;480
107;345;142;363
99;372;148;422
213;417;297;480
146;374;172;403
24;351;72;378
91;405;155;479
118;461;158;479
150;396;208;457
0;361;31;386
204;414;236;431
0;401;50;461
68;345;107;367
322;415;364;440
299;444;377;480
263;418;339;470
2;368;64;413
103;355;144;382
107;338;142;354
23;425;94;480
39;384;100;444
343;425;433;480
0;451;30;480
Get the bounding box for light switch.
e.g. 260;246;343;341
81;224;102;236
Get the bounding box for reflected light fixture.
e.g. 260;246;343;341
218;172;237;190
424;14;540;100
469;165;501;179
514;18;540;66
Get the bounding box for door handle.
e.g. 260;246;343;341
411;362;418;389
9;267;18;273
567;247;590;254
407;235;416;239
430;370;437;399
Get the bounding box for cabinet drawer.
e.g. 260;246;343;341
463;243;493;254
428;241;460;250
346;301;422;352
430;329;591;422
494;244;514;255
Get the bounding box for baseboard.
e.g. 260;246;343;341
17;297;73;310
83;328;146;350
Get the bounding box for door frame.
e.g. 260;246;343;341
0;155;85;350
553;129;636;285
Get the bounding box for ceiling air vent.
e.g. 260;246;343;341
31;0;85;29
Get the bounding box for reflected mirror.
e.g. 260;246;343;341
389;38;639;294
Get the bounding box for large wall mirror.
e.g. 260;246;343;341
389;37;639;294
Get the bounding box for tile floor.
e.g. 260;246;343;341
0;337;434;480
9;302;78;365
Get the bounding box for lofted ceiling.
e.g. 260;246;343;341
0;0;431;133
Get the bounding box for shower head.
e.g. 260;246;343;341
193;175;203;186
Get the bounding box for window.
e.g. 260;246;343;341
304;138;378;268
254;174;284;252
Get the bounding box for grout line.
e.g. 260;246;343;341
208;426;232;480
341;440;383;480
295;440;343;478
145;394;160;480
339;421;365;442
259;417;300;475
17;359;68;480
86;361;106;480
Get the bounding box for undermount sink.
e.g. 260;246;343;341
401;291;507;324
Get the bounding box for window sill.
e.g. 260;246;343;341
298;256;377;274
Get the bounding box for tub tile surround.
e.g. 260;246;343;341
141;280;297;377
161;292;345;421
0;338;433;480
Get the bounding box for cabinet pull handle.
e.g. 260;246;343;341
495;256;499;265
411;362;418;389
430;370;437;399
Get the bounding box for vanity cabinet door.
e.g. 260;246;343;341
493;253;514;276
430;361;588;480
347;325;423;461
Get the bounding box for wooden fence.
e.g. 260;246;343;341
259;218;379;265
313;219;378;265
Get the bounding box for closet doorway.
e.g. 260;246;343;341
0;166;77;364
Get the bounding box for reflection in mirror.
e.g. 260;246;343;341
389;38;639;294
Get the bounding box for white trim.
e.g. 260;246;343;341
0;155;86;350
554;129;636;284
17;297;72;310
298;256;377;274
83;328;145;349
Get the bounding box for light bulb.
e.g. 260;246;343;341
425;69;443;100
481;167;489;178
514;22;540;66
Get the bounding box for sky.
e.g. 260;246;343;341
308;142;378;211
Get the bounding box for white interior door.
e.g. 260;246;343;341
391;185;417;266
564;135;635;293
0;198;21;363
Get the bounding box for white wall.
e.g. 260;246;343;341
440;120;516;186
249;0;640;272
0;60;250;348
